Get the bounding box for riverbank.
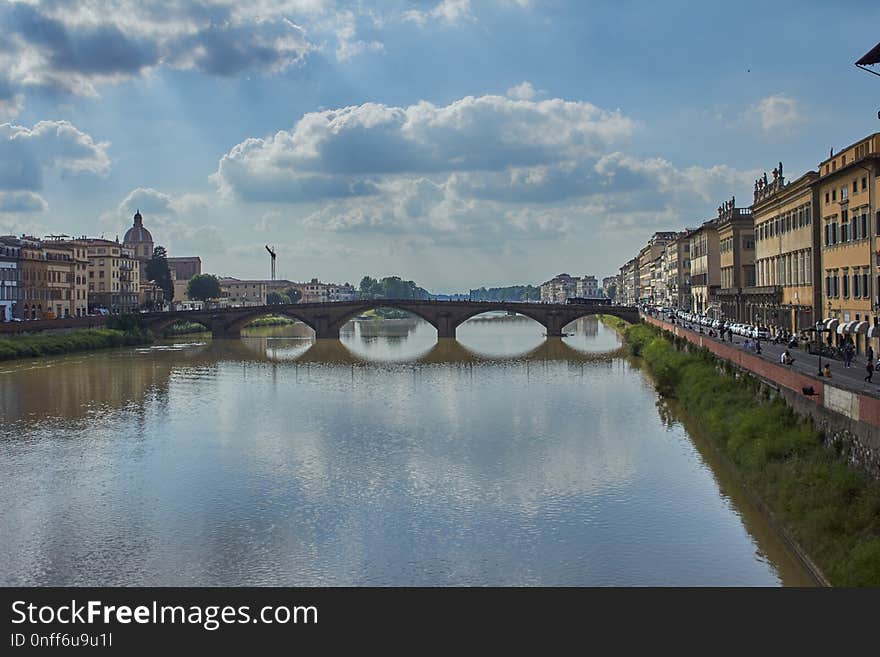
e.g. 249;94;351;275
163;315;296;336
0;329;152;361
603;316;880;586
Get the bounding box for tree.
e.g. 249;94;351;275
284;288;302;303
145;246;173;303
187;274;222;302
267;291;291;305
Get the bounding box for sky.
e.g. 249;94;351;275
0;0;878;293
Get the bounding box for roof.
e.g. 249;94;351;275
855;41;880;66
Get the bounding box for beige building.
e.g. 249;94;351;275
688;220;720;315
638;232;677;303
751;164;821;331
42;241;76;318
712;198;755;322
663;231;691;310
618;258;639;306
817;132;880;353
86;239;140;313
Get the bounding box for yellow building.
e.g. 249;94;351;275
42;241;75;318
51;238;90;317
817;132;880;353
713;198;755;322
688;220;720;315
85;239;140;313
751;164;821;332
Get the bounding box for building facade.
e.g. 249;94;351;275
86;239;140;313
712;198;756;322
20;237;48;320
817;132;880;353
751;165;821;332
0;237;22;321
663;231;691;310
575;275;599;298
688;220;720;315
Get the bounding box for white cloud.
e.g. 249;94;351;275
403;0;473;26
211;91;759;251
213;93;636;202
506;81;537;100
0;190;48;213
0;120;110;197
744;94;805;134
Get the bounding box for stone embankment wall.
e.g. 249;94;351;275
643;315;880;477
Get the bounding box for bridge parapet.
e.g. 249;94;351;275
138;300;640;340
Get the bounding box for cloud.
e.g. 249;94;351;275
0;120;110;194
109;187;212;225
0;190;48;213
506;81;536;100
0;1;345;99
403;0;473;26
212;91;759;250
743;94;805;135
213;93;636;201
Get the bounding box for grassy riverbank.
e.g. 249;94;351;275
245;316;295;327
604;317;880;586
0;329;152;361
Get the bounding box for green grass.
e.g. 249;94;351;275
163;321;210;335
623;322;880;586
0;329;152;361
244;316;295;327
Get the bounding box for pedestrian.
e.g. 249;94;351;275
844;342;854;368
868;345;874;365
727;328;733;342
823;363;832;379
866;359;875;383
755;339;762;354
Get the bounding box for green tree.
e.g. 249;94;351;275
145;246;173;303
187;274;222;302
284;288;302;303
267;291;291;305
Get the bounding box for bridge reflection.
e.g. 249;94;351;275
228;336;625;365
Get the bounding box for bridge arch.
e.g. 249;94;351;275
325;301;448;338
223;308;317;335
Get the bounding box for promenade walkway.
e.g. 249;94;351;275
642;314;880;430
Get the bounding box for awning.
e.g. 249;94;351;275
836;321;851;335
822;317;839;331
856;41;880;66
868;325;880;338
852;321;869;335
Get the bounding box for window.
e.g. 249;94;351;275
862;176;868;191
842;271;849;298
832;189;837;201
863;273;870;299
841;219;848;242
825;192;830;204
862;212;869;239
853;272;860;298
853;180;858;193
832;222;838;244
841;186;848;201
806;205;811;223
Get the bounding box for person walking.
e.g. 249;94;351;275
844;341;854;368
867;345;874;367
866;359;875;383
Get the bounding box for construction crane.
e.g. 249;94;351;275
265;245;277;281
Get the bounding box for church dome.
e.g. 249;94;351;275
123;210;153;247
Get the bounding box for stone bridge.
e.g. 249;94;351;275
139;300;639;340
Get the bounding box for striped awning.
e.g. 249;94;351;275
836;321;851;335
851;321;869;335
822;317;839;331
868;325;880;338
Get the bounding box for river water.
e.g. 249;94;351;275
0;315;815;585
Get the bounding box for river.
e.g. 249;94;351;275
0;314;815;585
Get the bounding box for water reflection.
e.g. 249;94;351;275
0;316;814;586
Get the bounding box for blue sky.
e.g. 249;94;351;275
1;0;878;292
